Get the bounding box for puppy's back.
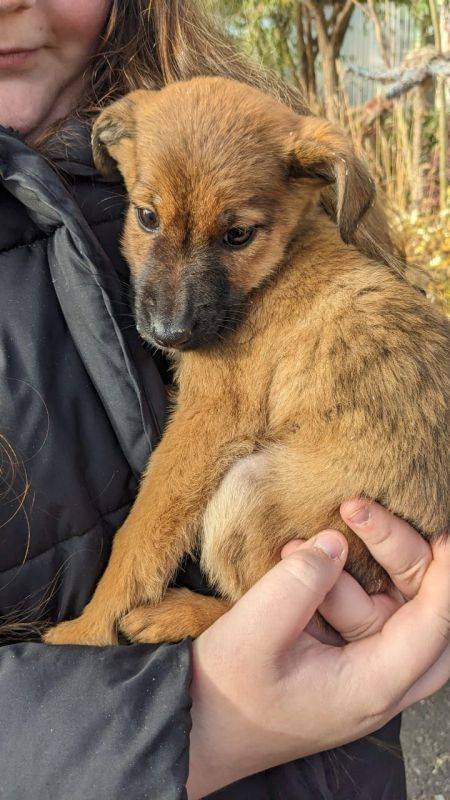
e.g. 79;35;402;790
265;227;449;544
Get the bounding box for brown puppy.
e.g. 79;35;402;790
45;77;449;646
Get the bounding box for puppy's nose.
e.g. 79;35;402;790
151;320;193;349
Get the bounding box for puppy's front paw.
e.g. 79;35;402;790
43;617;117;646
119;605;183;644
120;589;208;643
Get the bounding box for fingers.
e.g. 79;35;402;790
340;499;432;599
357;536;450;703
227;532;348;657
319;570;399;641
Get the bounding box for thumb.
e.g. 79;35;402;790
228;532;348;657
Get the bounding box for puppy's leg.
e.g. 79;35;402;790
120;454;277;644
200;452;293;602
119;438;393;646
201;446;390;605
44;410;252;646
120;589;230;643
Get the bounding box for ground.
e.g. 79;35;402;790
401;682;450;799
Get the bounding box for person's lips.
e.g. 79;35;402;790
0;49;39;69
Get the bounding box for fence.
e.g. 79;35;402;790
340;2;420;105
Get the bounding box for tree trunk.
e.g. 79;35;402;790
280;17;302;89
300;0;353;122
304;9;317;102
321;44;339;121
296;5;310;95
435;75;448;212
429;0;448;212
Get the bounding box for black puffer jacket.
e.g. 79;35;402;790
0;125;406;800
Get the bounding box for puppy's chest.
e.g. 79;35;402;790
179;318;320;439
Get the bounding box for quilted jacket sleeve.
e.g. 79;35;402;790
0;641;192;800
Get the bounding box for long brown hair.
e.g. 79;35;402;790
34;0;401;268
84;0;310;116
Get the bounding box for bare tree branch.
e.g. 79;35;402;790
351;0;370;19
346;64;403;83
367;0;391;67
331;0;355;53
279;15;302;89
328;5;340;37
345;54;449;98
300;0;329;48
300;0;354;121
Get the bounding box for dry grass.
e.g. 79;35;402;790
335;75;449;312
394;209;450;311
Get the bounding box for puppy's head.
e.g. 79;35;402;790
93;77;375;352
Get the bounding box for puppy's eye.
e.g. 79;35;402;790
223;226;255;248
136;207;159;232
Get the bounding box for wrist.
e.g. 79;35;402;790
187;631;261;798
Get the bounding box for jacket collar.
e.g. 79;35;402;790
45;118;99;177
0;118;112;180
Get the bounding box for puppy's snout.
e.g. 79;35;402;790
151;319;193;349
134;262;244;351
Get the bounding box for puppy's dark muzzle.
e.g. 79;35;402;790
136;302;224;351
134;263;245;351
151;319;193;349
136;301;200;350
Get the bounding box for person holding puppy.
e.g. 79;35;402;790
0;2;448;799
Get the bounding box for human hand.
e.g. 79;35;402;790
187;501;449;799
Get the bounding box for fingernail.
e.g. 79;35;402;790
346;503;371;525
313;532;344;560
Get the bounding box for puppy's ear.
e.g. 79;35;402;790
288;117;375;244
92;90;156;183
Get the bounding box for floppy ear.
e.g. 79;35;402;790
288;117;376;244
92;89;156;182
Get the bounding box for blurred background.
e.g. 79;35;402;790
211;2;449;797
210;0;449;309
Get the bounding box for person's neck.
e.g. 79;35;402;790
26;73;85;143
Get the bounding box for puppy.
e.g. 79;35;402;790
45;77;449;646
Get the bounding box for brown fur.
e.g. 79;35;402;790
44;78;449;646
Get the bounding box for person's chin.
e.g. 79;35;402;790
0;78;64;137
0;90;40;136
